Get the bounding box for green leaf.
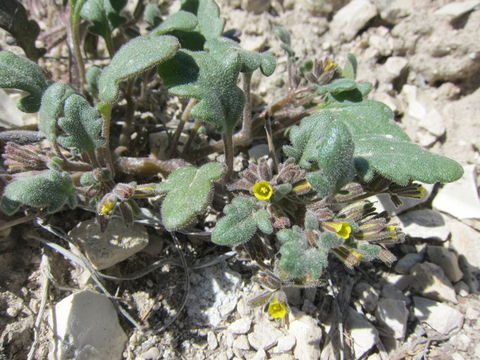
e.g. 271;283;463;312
155;162;224;230
39;82;77;143
304;100;464;184
98;34;179;103
85;65;102;98
81;0;127;39
314;78;357;95
196;0;225;39
0;0;45;61
341;53;357;80
151;10;198;35
205;37;276;76
212;197;272;246
143;3;162;28
0;50;48;112
1;170;77;215
158;49;244;132
57;94;105;153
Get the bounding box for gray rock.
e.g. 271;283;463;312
49;290;127;360
228;318;252;335
433;165;480;220
375;298;409;339
247;320;283;350
399;209;450;241
69;218;149;270
394;253;424;274
448;218;480;267
374;0;413;24
410;262;458;303
427;246;463;283
381;285;409;304
434;1;480;17
141;347;161;360
242;0;270;13
454;281;470;297
271;334;296;354
331;0;378;41
451;334;471;352
413;296;464;334
187;263;242;326
353;282;379;313
380;273;412;291
248;144;269;160
289;314;322;360
346;308;379;358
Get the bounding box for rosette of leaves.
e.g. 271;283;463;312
98;34;180;104
0;51;48;112
155;162;224;230
157;48;244;133
211;196;273;246
0;170;77;215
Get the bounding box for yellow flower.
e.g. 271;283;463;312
99;201;115;216
268;296;288;319
323;59;337;72
324;221;352;239
252;180;274;201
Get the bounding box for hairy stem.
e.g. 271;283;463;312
167;98;197;157
69;0;87;90
182;118;203;156
98;102;115;177
223;129;234;181
119;80;135;147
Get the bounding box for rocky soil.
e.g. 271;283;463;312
1;0;480;359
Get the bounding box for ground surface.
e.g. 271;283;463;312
0;0;480;359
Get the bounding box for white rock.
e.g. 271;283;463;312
371;183;434;215
399;209;450;241
346;308;379;358
233;335;251;350
413;296;464;334
403;85;427;120
426;246;463;283
271;334;296;354
289;314;323;360
228;318;252;335
452;353;466;360
384;56;408;80
353;282;379;313
433;165;480;220
0;89;37;128
451;334;471;352
49;290;127;360
141;347;160;360
434;0;480;17
187;263;241;326
375;298;408;339
448;218;480;268
207;332;218;350
331;0;378;41
242;0;270;13
247;320;283;350
394;253;424;274
69;218;149;270
252;348;267;360
410;262;458;303
419;107;446;138
374;0;413;24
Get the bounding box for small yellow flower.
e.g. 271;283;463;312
324;221;352;239
99;200;115;216
252;180;274;201
292;180;312;195
268;296;288;319
323;59;337;72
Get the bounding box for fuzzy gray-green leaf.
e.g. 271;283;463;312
57;94;104;153
151;10;198;35
155;162;224;230
1;170;76;215
0;50;48;112
38;82;77;143
212;197;272;246
98;34;179;103
197;0;225;39
85;66;102;98
157;49;244;131
81;0;127;39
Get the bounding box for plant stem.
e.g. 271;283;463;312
119;80;135;147
69;0;87;90
264;114;278;174
104;31;115;58
167;98;197;157
240;72;253;140
98;102;115;177
116;156;190;176
182;118;202;156
223;129;234;181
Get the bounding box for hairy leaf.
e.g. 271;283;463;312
314;78;357;95
81;0;127;39
39;82;77;143
57;94;104;153
158;49;244;132
212;197;272;246
1;170;77;215
151;10;198;35
0;50;48;112
155;162;224;230
196;0;225;39
98;34;179;103
0;0;45;61
286;100;463;185
341;53;357;80
205;37;276;76
143;3;162;28
85;65;102;98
